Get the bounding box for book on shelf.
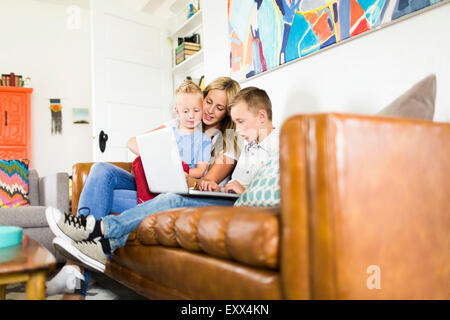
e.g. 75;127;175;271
176;51;185;60
183;41;201;47
174;32;202;66
176;48;200;60
10;73;15;87
1;73;24;87
184;49;200;55
176;56;185;65
176;44;201;54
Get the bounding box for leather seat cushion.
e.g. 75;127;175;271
137;206;280;269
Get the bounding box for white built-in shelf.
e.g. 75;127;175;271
172;49;204;74
169;10;202;40
169;5;203;82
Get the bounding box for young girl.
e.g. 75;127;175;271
46;77;241;299
171;80;211;178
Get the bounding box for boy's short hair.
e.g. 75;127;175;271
229;86;272;120
175;80;203;99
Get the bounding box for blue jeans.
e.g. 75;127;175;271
77;162;138;219
76;162;138;296
102;192;236;252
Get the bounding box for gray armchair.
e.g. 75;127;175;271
0;169;69;262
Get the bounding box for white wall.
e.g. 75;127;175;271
0;0;92;177
202;1;450;127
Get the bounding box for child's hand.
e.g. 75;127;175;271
188;162;208;179
224;180;245;195
199;180;220;192
184;172;197;188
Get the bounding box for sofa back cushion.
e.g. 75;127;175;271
0;159;30;208
234;154;280;207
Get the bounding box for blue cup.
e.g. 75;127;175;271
0;226;23;249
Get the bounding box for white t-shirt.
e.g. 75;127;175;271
230;128;279;188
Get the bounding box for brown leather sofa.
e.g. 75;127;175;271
71;113;450;299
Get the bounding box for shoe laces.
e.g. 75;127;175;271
76;238;99;246
63;212;87;230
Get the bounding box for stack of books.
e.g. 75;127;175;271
176;42;201;65
1;73;24;87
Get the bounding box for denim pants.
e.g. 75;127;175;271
77;162;138;219
74;162;235;296
76;162;138;296
102;192;235;252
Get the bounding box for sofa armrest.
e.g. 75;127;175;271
280;113;450;299
71;162;132;216
39;172;69;214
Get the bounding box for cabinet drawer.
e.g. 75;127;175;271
0;147;29;161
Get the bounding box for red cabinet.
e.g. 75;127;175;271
0;87;33;163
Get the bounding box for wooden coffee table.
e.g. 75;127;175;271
0;234;56;300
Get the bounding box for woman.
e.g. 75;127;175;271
46;77;241;299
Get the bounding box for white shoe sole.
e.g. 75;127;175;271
46;207;73;243
53;237;106;273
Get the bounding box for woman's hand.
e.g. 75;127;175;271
199;180;220;192
224;180;245;195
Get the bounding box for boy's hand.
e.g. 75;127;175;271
224;180;245;195
199;180;220;192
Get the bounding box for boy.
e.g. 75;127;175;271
46;86;278;273
200;86;278;194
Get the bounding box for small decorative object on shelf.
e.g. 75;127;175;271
187;0;198;19
24;77;31;88
177;33;201;46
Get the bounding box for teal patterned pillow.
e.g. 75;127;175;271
234;154;279;207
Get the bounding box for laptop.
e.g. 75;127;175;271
136;127;240;199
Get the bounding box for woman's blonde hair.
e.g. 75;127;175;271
203;77;241;163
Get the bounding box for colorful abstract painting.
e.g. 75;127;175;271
228;0;444;80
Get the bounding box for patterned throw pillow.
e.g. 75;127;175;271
0;159;30;208
234;154;280;207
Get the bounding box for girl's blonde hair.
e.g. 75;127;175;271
203;77;241;163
